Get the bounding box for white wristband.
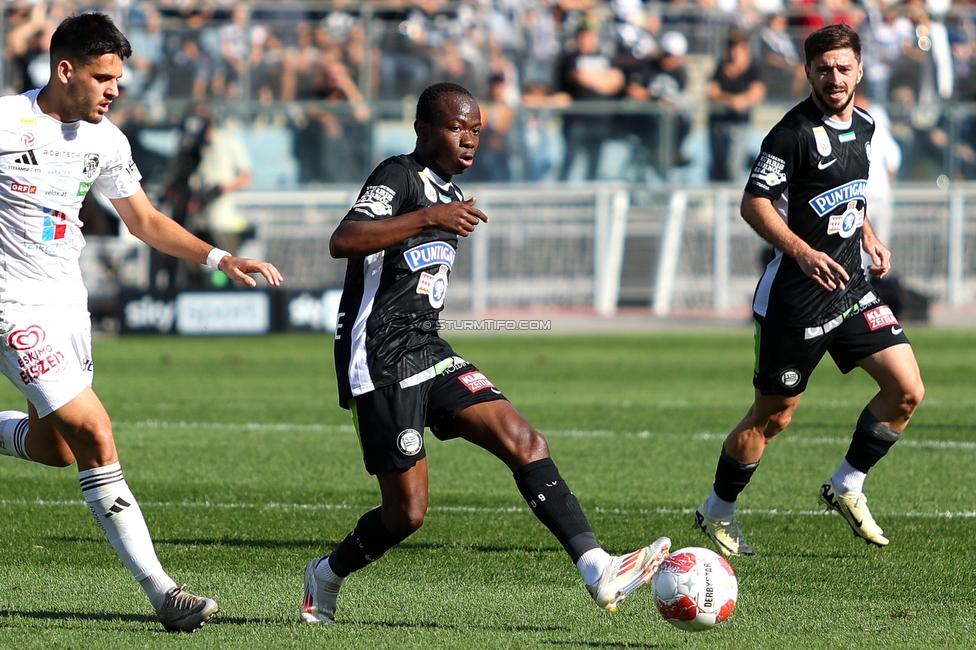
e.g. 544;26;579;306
206;248;231;270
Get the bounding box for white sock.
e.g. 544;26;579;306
0;410;32;461
576;547;612;586
315;556;345;586
140;571;179;611
705;491;736;520
831;459;866;494
79;462;176;609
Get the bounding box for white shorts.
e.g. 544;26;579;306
0;304;93;418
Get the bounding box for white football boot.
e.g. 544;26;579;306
587;537;671;612
301;557;341;623
695;502;757;557
819;481;889;547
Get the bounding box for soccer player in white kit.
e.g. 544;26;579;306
0;13;282;632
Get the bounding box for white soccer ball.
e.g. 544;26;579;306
651;546;738;632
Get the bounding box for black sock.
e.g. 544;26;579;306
845;407;901;473
514;458;598;562
712;449;760;503
328;507;406;577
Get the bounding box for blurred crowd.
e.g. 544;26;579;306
4;0;976;188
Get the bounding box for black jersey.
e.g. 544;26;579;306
334;154;464;407
744;96;876;326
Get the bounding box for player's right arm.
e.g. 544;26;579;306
330;198;487;259
741;192;849;291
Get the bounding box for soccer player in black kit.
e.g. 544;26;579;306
300;82;671;623
694;24;924;556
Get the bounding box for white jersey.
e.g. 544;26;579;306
0;89;142;308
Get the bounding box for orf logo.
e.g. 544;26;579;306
8;325;45;350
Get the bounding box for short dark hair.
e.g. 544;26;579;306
804;23;860;66
49;12;132;68
416;82;474;125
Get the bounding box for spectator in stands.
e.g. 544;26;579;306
466;74;516;182
521;82;573;182
214;4;253;100
124;3;166;103
189;119;254;259
521;3;563;89
290;54;371;184
249;27;288;101
166;33;213;100
625;29;692;180
5;0;58;92
759;13;804;101
557;19;626;181
707;29;765;182
861;1;908;103
893;0;953;104
282;21;322;101
432;38;480;94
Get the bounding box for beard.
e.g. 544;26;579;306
65;83;104;124
813;84;854;115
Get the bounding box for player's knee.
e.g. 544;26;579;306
511;424;549;462
64;423;117;466
763;410;793;437
899;379;925;419
387;505;426;537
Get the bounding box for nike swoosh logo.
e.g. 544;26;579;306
892;326;903;335
818;158;837;170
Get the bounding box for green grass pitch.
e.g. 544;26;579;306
0;329;974;649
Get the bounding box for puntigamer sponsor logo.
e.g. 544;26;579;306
403;242;455;272
809;179;867;218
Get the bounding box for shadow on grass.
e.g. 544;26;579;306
0;609;155;625
51;536;566;555
0;608;280;628
349;619;570;633
546;642;669;649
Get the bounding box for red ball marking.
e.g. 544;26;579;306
663;551;699;573
717;555;736;576
657;595;699;622
716;598;736;623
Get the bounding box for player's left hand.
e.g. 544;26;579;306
863;237;891;279
217;256;283;288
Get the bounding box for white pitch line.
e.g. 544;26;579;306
115;421;976;451
1;499;973;519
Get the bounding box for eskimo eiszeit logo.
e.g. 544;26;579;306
809;180;867;218
403;242;456;272
7;325;45;351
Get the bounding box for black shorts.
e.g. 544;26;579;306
348;357;507;475
753;294;910;396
